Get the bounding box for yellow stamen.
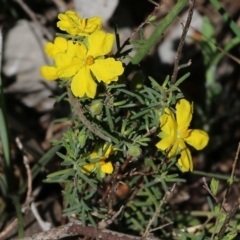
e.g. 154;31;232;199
86;56;94;66
79;18;87;29
179;130;190;139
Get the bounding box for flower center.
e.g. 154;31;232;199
177;129;190;139
85;55;94;66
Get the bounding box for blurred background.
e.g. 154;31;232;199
1;0;240;238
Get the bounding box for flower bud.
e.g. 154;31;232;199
127;145;142;158
89;100;103;116
78;134;87;148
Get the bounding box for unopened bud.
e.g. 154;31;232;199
89;100;103;116
128;145;142;158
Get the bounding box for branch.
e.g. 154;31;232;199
15;220;160;240
67;87;111;142
171;0;196;84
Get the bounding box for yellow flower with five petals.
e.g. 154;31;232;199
40;30;124;98
156;99;209;172
57;10;102;36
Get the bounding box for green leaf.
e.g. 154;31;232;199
210;178;219;195
175;72;191;87
117;89;145;104
104;105;114;132
222;232;237;240
131;0;189;64
46;168;74;178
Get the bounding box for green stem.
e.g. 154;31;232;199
210;0;240;38
193;170;240;182
131;0;189;65
11;195;24;237
0;49;12;195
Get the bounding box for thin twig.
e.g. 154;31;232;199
149;221;173;233
202;177;227;240
31;202;51;231
191;27;240;65
218;198;240;238
0;219;18;239
130;1;164;38
16;0;53;41
67;87;111;142
171;0;196;84
115;0;164;58
108;162;121;214
121;155;133;172
98;205;124;229
202;177;227;213
191;215;214;235
15;137;33;210
222;142;240;206
217;143;240;238
51;0;67;12
143;184;176;237
230;142;240;181
0;138;33;239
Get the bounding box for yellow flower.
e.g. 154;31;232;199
40;37;69;80
57;10;102;36
156;99;209;172
44;37;68;58
40;30;124;98
81;144;114;176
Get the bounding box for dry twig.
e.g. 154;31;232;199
217;143;240;238
171;0;196;84
143;184;175;237
67;87;111;142
16;137;33;210
15;219;160;240
0;137;33;239
202;177;227;213
16;0;53;41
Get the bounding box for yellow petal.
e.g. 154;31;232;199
103;144;114;158
184;129;209;150
57;11;102;36
90;148;99;160
100;162;113;174
58;63;81;78
55;54;82;78
58;11;79;23
176;99;193;132
45;37;67;58
67;41;85;58
177;140;193;171
88;31;114;57
81;163;95;174
57;11;81;36
84;17;102;33
168;140;179;158
55;52;72;68
71;67;97;98
40;66;58;80
90;58;123;83
75;42;87;58
160;108;177;137
156;134;175;151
